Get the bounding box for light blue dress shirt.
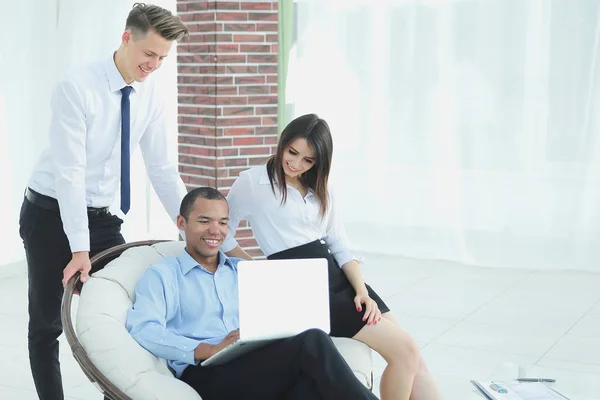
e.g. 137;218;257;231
126;249;241;378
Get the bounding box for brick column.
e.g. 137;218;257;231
176;0;278;257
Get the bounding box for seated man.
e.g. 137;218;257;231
126;187;377;400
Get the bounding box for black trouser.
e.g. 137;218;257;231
180;329;377;400
19;192;125;400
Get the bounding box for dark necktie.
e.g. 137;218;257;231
120;86;133;214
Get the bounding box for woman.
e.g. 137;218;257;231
223;114;442;400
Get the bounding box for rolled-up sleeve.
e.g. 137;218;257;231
324;188;357;268
222;171;252;253
126;268;201;366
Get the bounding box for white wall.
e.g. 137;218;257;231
289;0;600;272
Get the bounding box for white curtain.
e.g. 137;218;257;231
287;0;600;272
0;0;179;268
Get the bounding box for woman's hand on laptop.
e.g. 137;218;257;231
194;330;240;361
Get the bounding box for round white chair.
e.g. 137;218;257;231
61;240;374;400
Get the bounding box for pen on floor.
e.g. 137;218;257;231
517;378;556;383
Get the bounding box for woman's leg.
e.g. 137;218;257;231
353;318;421;400
381;312;443;400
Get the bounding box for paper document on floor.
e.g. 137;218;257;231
471;380;569;400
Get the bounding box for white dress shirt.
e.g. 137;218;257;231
28;55;187;253
222;164;357;267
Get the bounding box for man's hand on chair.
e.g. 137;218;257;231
62;251;92;287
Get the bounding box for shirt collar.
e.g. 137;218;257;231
258;164;315;196
178;248;235;275
106;53;140;93
259;165;271;185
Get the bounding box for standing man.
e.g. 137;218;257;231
18;4;189;399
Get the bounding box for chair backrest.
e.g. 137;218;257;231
61;240;201;400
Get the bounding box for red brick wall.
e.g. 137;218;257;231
176;0;278;257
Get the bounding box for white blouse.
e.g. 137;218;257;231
222;164;356;267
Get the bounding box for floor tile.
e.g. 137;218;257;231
419;344;538;379
465;301;587;332
383;266;530;321
0;385;42;400
384;287;496;321
544;336;600;366
0;313;28;348
0;344;35;390
64;382;103;400
489;272;600;313
434;320;569;358
566;310;600;338
393;314;460;345
0;260;26;280
0;341;94;396
536;358;600;376
0;275;28;316
585;301;600;317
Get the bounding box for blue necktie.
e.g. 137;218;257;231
120;86;133;214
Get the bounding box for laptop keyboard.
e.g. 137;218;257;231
220;339;240;352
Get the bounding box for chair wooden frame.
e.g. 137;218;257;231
60;240;168;400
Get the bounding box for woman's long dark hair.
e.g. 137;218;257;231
267;113;333;218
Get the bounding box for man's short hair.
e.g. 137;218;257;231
126;3;189;41
180;187;227;220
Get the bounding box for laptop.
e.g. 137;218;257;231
200;257;330;366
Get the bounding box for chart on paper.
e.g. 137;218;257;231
471;380;569;400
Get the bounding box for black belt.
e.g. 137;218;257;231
25;188;110;217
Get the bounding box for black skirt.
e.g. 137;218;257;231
267;239;390;338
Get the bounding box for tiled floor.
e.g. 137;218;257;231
1;253;600;399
